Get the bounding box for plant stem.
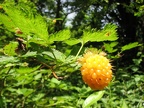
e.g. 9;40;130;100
49;48;57;61
75;41;84;60
26;35;29;49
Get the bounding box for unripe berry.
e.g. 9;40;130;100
79;51;112;90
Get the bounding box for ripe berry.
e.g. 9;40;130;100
79;51;112;90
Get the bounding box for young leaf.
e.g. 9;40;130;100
121;42;141;52
82;90;105;108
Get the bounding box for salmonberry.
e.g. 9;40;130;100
79;51;112;90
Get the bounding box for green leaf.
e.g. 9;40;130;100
104;42;118;53
131;66;139;72
121;99;128;108
82;24;118;43
1;3;49;46
16;88;34;97
0;13;15;31
133;58;142;65
0;56;19;65
42;49;66;62
82;91;105;108
34;73;42;80
65;24;117;45
16;65;41;74
49;29;70;44
0;96;4;108
109;42;118;47
50;78;61;85
22;51;37;57
32;93;45;101
121;42;141;52
64;38;81;45
3;42;18;56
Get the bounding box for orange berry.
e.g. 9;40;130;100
79;51;112;90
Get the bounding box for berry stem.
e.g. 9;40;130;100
75;41;84;60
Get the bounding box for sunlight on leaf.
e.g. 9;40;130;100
49;29;70;44
104;42;118;53
121;99;128;108
0;56;19;65
3;42;18;56
83;91;105;108
34;73;42;80
16;65;41;74
82;24;118;43
32;93;45;101
51;78;61;85
121;42;142;52
64;38;81;46
16;88;34;97
1;4;49;46
22;51;37;57
42;49;66;62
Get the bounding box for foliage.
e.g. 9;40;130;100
83;91;105;108
0;1;144;108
